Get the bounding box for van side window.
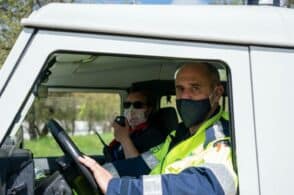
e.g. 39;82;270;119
22;92;120;157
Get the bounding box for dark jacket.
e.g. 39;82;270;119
104;123;166;162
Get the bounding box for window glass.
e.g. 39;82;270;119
23;92;120;157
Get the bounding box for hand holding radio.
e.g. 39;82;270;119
114;116;126;127
112;116;129;142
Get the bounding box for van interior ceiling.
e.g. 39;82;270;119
42;53;228;92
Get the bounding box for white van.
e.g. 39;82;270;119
0;3;293;195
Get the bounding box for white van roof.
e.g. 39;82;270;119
22;3;294;47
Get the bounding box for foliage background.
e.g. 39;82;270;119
24;132;113;156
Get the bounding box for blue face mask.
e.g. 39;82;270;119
176;98;211;128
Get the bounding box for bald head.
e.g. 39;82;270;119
175;63;220;89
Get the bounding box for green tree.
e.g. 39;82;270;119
78;93;120;133
0;0;73;68
0;0;33;67
42;92;79;135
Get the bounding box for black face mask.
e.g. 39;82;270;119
176;99;211;128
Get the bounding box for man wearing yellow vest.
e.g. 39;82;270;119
79;62;238;195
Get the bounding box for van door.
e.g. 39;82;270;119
0;29;258;194
250;46;294;195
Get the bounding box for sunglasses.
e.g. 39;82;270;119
123;101;146;109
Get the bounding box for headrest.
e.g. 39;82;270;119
151;107;178;137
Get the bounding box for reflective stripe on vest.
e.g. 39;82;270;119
141;151;160;170
204;121;225;148
142;131;177;172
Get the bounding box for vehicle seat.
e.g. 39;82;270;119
151;107;178;137
34;171;72;195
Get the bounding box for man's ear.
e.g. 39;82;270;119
213;84;224;104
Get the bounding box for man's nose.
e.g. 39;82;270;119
178;89;193;99
130;108;137;114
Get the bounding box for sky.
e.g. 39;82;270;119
141;0;208;4
76;0;211;4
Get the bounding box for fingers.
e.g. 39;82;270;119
78;156;112;194
112;122;120;130
124;118;130;128
113;123;129;134
78;155;99;172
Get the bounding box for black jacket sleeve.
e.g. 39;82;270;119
111;156;151;177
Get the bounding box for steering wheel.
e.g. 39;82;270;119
47;119;100;193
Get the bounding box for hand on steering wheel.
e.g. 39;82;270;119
47;119;101;193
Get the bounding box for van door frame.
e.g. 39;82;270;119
0;29;259;194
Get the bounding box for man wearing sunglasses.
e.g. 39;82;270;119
104;88;166;162
79;62;238;195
